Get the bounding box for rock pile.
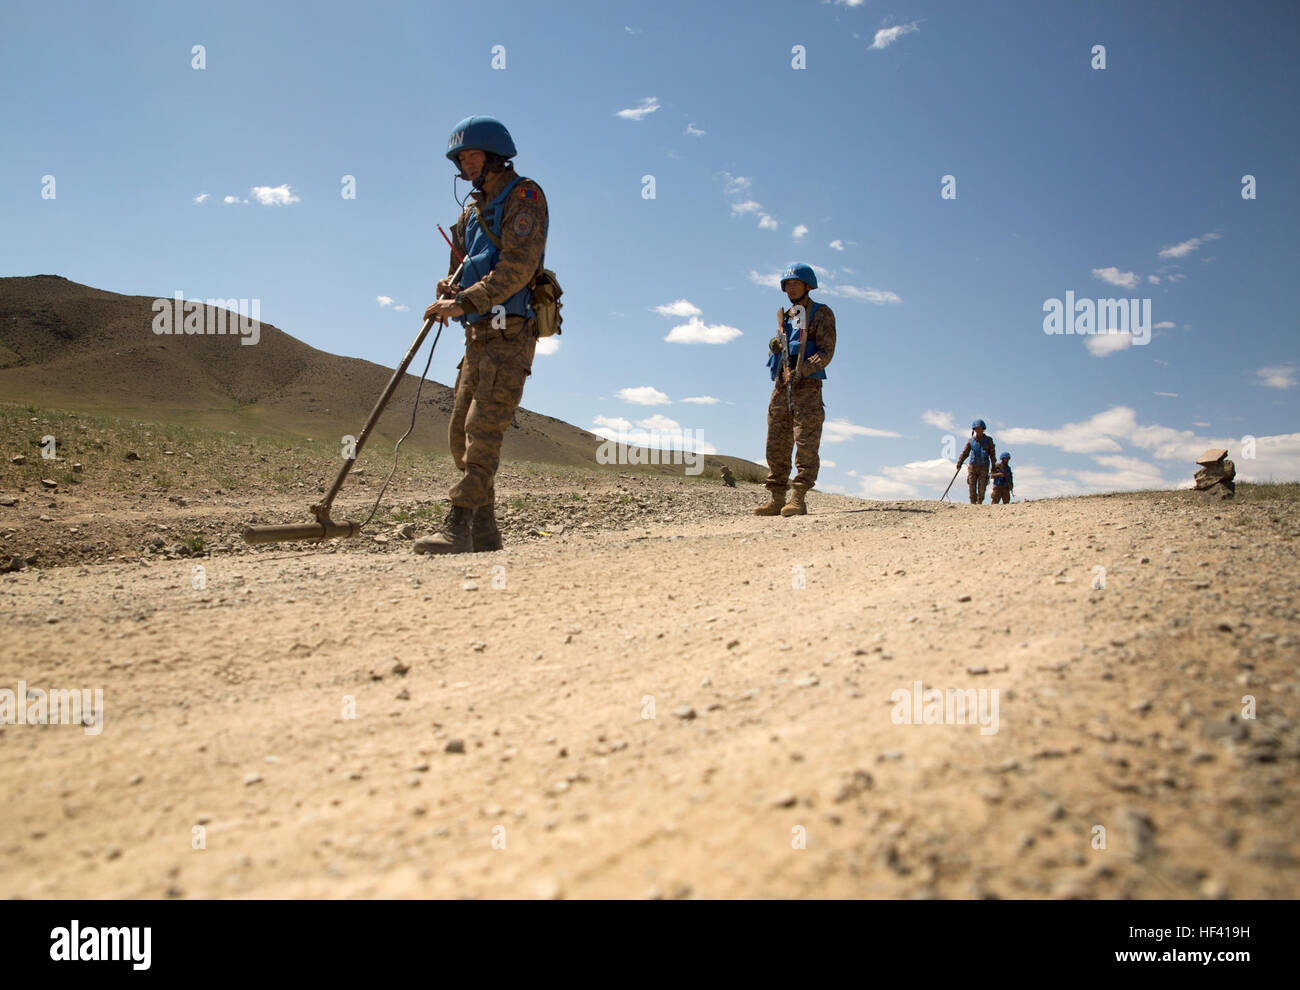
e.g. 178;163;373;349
1194;448;1235;499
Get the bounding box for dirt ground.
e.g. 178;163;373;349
2;480;1299;899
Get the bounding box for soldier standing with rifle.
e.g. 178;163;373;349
754;263;837;518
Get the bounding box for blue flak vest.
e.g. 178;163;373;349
458;175;536;326
992;464;1013;488
968;435;994;468
767;302;826;381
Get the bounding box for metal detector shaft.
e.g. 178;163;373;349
243;261;463;545
940;463;961;502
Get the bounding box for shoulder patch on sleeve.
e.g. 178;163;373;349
519;187;537;200
512;211;535;238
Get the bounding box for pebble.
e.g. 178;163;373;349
445;739;466;754
794;674;819;688
957;594;972;602
673;705;697;720
243;772;263;786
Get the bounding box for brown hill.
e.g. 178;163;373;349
0;275;760;478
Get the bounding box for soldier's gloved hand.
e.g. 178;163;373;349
769;336;782;355
436;278;459;299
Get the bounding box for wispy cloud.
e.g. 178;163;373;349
1158;232;1220;259
618;385;671;405
1092;266;1139;289
758;215;778;230
823;418;902;442
730;200;762;216
829;239;845;251
1256;365;1296;389
193;193;210;204
870;21;920;50
792;224;808;241
376;296;394;308
616;97;660;121
723;173;751;195
684;122;705;137
681;396;720;404
1085;332;1136;357
823;284;902;304
653;299;701;318
922;409;958;432
536;337;560;356
748;269;782;289
1154;391;1179;398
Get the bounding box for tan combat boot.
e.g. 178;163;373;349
780;487;807;516
753;491;786;516
472;504;502;552
413;505;473;555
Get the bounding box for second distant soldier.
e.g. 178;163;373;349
990;452;1014;503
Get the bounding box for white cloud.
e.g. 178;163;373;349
922;409;958;432
376;296;394;308
1154;321;1176;329
685;122;705;137
1001;407;1136;455
394;304;409;312
730;200;763;216
1158;232;1220;259
1148;275;1160;284
823;418;902;442
821;459;837;468
1092;266;1139;289
594;415;633;431
636;413;680;432
616;97;660;121
723;173;751;195
748;269;782;289
824;284;902;304
536;337;560;356
665;317;743;345
1085;332;1136;357
1153;391;1178;398
653;299;701;318
758;215;779;231
792;224;808;241
222;195;243;204
624;26;641;34
618;385;671;405
250;184;300;206
193;193;210;204
870;22;920;50
681;396;720;404
829;239;845;251
1256;365;1296;390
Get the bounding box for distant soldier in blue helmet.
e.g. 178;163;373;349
415;115;550;555
954;419;998;504
990;452;1014;504
754;263;837;517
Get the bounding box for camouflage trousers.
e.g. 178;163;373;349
448;319;537;508
765;378;824;493
990;485;1010;504
967;464;990;504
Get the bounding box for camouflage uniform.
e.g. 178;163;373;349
990;462;1013;503
956;434;997;504
765;304;836;494
445;168;548;509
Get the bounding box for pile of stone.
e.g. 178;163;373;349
1194;448;1235;499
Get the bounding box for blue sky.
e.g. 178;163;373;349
3;0;1297;497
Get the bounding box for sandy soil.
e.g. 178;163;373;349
2;483;1298;899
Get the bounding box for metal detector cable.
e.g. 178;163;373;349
357;319;446;531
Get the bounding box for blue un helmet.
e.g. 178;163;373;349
1000;452;1010;461
445;115;517;166
780;263;818;291
971;419;987;430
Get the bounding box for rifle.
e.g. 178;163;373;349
775;305;810;412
